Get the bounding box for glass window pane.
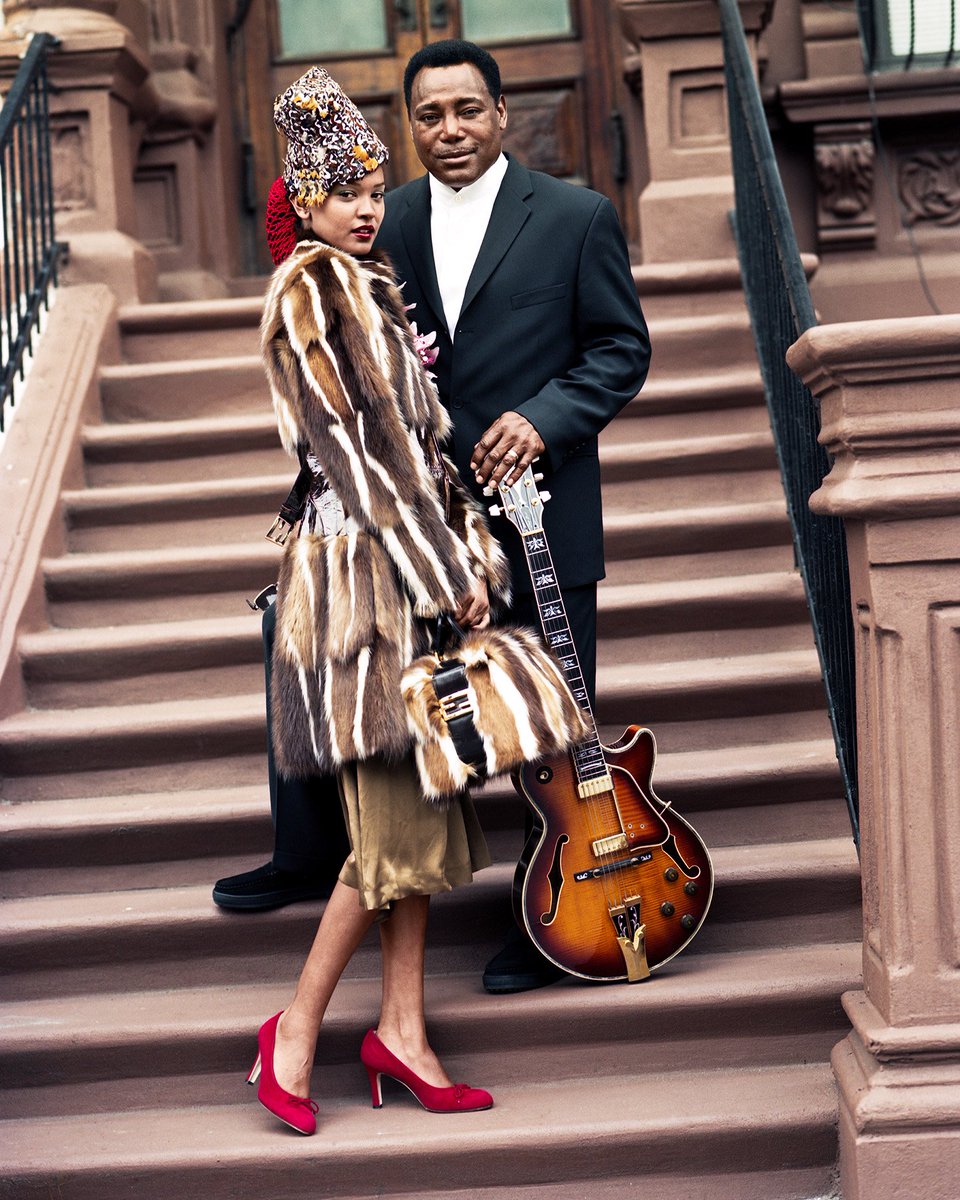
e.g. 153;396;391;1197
883;0;960;58
460;0;572;43
277;0;388;58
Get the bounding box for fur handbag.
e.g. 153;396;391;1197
401;615;590;802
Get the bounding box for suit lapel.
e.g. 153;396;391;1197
460;158;533;317
398;176;446;336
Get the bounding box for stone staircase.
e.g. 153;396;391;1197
0;270;860;1200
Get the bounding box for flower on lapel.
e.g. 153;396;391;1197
404;301;439;372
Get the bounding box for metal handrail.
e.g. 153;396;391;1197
1;31;67;430
717;0;860;850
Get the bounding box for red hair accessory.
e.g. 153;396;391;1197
265;176;298;265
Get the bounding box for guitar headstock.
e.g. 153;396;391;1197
487;464;550;534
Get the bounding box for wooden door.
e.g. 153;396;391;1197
231;0;625;272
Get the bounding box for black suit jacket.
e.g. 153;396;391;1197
378;157;650;593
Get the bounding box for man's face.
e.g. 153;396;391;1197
408;63;507;190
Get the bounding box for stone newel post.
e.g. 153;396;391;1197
1;0;157;301
615;0;772;264
788;316;960;1200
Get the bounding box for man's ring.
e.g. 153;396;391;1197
505;450;519;462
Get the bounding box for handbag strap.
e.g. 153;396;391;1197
265;463;314;545
430;656;488;781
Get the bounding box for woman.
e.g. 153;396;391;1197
247;67;509;1135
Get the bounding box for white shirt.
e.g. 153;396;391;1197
429;153;509;341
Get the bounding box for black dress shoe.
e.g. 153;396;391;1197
212;862;337;911
482;925;567;994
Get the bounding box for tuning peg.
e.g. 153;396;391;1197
482;485;495;497
489;505;502;517
533;473;544;483
540;491;551;503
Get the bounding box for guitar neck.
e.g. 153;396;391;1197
520;531;609;792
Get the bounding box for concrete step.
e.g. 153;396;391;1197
0;842;862;996
42;540;281;628
0;645;828;772
82;411;288;485
92;361;766;477
0;736;845;882
118;299;262;364
0;1061;838;1200
61;492;282;555
40;494;792;626
19;571;810;706
64;430;780;553
0;942;859;1101
601;428;775;482
603;500;789;561
115;299;756;376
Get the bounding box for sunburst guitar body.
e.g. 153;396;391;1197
491;466;714;982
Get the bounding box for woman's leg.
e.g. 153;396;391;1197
375;893;452;1088
272;879;378;1096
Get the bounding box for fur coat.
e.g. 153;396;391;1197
261;240;510;779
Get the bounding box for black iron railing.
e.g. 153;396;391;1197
718;0;860;850
1;32;66;431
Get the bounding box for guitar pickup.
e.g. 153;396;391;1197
578;773;614;799
592;833;628;857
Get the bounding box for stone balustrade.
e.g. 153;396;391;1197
788;314;960;1200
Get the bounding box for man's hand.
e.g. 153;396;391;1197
471;412;545;489
455;576;490;630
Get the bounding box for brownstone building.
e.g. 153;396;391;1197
1;2;958;1197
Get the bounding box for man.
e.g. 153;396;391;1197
213;39;650;993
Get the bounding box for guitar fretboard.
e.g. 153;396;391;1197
522;530;607;787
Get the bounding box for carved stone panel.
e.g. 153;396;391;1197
670;68;727;147
50;114;94;213
899;149;960;228
133;162;179;249
813;120;875;249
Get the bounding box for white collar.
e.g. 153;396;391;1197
428;153;508;209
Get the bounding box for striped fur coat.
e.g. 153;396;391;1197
261;239;510;779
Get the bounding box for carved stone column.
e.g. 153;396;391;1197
0;0;157;301
615;0;773;264
787;315;960;1200
779;2;960;319
813;120;875;249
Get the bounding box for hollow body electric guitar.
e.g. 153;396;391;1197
491;466;714;982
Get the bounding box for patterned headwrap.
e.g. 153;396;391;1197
274;66;389;208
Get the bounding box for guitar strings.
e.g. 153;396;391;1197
524;535;637;922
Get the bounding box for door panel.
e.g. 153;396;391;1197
233;0;624;272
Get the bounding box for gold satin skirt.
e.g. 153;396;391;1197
337;755;491;912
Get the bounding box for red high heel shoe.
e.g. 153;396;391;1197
246;1011;319;1135
360;1028;493;1113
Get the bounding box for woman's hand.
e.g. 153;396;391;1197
455;577;490;630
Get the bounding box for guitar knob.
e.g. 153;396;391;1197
533;473;544;482
680;914;696;931
489;505;502;517
684;882;698;896
664;868;679;882
659;902;675;917
540;490;551;503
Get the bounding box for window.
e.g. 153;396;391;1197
276;0;389;59
861;0;959;71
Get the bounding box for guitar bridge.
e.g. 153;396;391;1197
609;897;650;982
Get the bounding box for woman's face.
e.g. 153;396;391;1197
293;167;386;254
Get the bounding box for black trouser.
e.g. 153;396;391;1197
262;602;350;874
262;583;598;874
